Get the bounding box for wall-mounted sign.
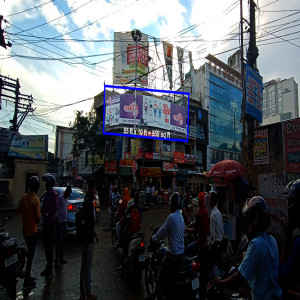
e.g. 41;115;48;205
254;129;269;165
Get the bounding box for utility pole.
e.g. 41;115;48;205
241;0;259;188
0;75;35;132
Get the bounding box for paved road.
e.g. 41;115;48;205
1;202;170;300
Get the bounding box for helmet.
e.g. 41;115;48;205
169;192;182;212
28;176;40;193
283;179;300;213
242;196;270;237
42;173;56;190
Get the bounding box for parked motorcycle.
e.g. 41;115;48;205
122;230;145;282
0;215;26;299
145;226;201;300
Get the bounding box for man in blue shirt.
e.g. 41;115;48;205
212;196;282;300
152;192;185;300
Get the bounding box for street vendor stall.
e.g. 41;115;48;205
206;160;249;247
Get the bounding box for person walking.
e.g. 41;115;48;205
55;186;72;267
17;176;41;290
40;173;58;279
79;177;99;300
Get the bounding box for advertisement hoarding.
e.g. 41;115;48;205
254;129;269;165
113;32;149;86
245;64;263;122
103;85;189;142
8;134;48;160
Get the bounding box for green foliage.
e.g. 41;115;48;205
71;110;104;173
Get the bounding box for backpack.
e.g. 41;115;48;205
128;208;140;235
75;206;85;244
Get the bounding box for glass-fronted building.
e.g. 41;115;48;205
209;73;242;164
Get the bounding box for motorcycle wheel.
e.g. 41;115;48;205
145;258;157;300
111;228;119;249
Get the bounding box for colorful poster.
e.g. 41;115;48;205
163;42;173;90
143;96;170;130
254;129;269;165
113;32;149;86
105;95;120;127
170;103;186;134
283;118;300;174
119;94;143;125
8;134;48;160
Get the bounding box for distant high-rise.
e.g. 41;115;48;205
262;77;299;125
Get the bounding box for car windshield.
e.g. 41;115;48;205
68;189;85;200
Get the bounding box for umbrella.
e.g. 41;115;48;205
206;159;247;181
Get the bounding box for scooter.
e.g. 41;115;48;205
145;226;201;300
0;215;26;299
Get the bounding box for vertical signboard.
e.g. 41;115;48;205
254;129;269;165
163;42;173;90
245;64;263;123
113;32;149;86
283;118;300;181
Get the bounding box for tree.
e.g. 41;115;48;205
71;110;104;174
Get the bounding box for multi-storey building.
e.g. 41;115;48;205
262;77;299;126
183;54;243;171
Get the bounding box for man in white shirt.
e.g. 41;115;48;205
208;192;224;258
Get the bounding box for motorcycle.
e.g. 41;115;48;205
0;215;26;299
145;226;201;300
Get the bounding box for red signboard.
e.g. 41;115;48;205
174;151;185;164
140;167;161;177
105;161;117;174
283;118;300;174
163;162;178;172
184;154;196;164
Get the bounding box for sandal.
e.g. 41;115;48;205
86;294;97;300
79;294;86;300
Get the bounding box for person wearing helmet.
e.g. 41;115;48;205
17;176;41;290
279;179;300;297
151;192;185;300
211;196;282;300
40;173;58;279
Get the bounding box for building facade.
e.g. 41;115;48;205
262;77;299;126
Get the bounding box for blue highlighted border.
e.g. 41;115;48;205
103;85;190;142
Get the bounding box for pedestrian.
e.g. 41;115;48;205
185;190;210;257
17;176;40;290
40;173;58;279
151;185;156;205
211;196;282;300
146;185;151;205
55;185;72;267
79;177;99;300
151;192;185;300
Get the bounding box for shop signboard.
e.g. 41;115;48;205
163;162;178;172
283;118;300;178
8;134;48;160
105;161;117;174
140;167;161;177
254;129;269;165
174;151;185;164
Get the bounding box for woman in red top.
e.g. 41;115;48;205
185;191;210;257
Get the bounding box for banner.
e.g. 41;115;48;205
174;151;185;164
105;161;117;174
8;134;48;160
131;140;138;156
283;118;300;174
163;42;173;90
254;129;269;165
113;32;149;86
163;162;178;172
177;47;184;85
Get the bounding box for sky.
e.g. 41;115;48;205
0;0;299;152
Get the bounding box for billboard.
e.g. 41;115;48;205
254;129;269;165
113;32;149;86
103;85;189;142
8;134;48;160
245;64;263;122
283;118;300;180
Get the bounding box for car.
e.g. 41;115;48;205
39;187;85;233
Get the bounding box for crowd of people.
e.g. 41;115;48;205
16;174;300;300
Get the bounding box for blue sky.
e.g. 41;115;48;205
0;0;299;151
